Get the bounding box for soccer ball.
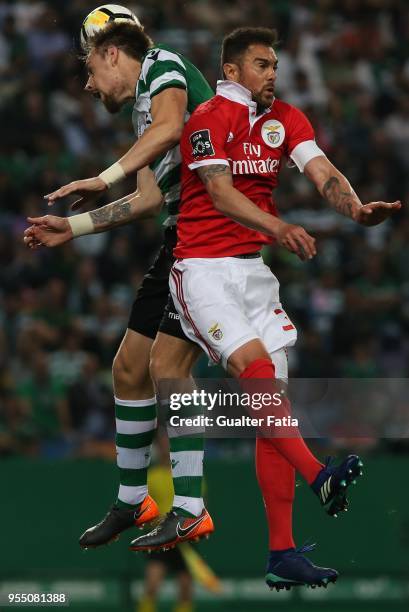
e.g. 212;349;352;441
80;4;141;50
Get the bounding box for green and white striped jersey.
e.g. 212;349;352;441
132;44;213;218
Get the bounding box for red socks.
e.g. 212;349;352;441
240;358;323;551
256;436;295;550
239;358;273;379
240;359;323;485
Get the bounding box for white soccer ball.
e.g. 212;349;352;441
80;4;141;50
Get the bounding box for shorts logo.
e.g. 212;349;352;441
168;311;180;320
190;129;215;158
208;322;223;341
261;120;285;148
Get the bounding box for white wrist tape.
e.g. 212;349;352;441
68;213;94;237
99;162;126;187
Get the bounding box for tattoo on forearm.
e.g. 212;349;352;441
197;164;231;184
322;176;357;218
90;197;132;230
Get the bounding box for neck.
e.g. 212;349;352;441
256;102;267;115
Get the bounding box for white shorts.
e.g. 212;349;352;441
169;256;297;369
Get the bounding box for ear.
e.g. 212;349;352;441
106;45;120;66
223;62;240;82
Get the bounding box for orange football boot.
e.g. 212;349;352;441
130;507;214;552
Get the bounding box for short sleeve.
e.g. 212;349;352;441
286;107;315;153
181;108;230;171
286;106;325;172
144;48;187;98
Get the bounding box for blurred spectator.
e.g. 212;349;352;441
68;352;114;440
49;325;88;385
25;7;70;76
15;350;70;442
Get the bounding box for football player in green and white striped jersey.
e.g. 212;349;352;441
46;24;213;217
26;23;214;548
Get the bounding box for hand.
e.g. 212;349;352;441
355;200;401;226
44;176;108;210
275;221;317;261
23;215;73;249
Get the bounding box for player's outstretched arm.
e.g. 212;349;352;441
117;88;187;179
198;164;316;261
25;167;163;249
45;88;187;210
304;155;402;225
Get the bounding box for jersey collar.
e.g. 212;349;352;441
216;80;273;115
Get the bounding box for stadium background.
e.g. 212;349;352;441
0;0;408;610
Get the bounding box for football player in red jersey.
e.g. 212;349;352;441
133;27;401;589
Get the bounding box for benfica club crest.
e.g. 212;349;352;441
261;120;285;148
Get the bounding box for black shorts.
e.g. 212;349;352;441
128;225;189;341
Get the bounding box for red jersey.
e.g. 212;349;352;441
175;80;323;258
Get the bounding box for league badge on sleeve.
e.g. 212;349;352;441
190;129;215;158
261;120;285;148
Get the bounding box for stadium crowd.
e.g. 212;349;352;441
0;0;408;457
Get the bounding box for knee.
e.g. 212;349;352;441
149;343;192;383
113;345;150;393
227;339;272;378
112;348;132;385
149;346;169;384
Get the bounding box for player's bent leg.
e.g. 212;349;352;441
131;331;214;552
232;343;324;486
112;330;158;512
229;344;343;589
150;333;205;519
234;346;363;518
79;329;159;549
235;347;363;516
